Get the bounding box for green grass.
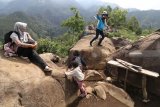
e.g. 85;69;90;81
108;28;153;42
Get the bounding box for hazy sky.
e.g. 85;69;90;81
101;0;160;10
1;0;159;10
0;0;12;2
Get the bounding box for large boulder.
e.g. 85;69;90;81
0;52;65;107
96;82;134;107
111;37;131;49
68;35;116;70
0;51;134;107
68;92;130;107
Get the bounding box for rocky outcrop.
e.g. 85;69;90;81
95;82;134;107
68;35;116;70
111;37;131;49
0;44;133;107
0;53;66;107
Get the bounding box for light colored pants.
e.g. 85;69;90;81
73;77;86;95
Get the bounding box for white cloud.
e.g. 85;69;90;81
100;0;160;10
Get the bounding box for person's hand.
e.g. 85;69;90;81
30;41;37;49
30;44;36;49
33;41;38;49
34;41;37;46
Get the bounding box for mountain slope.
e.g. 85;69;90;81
0;12;56;41
127;10;160;29
0;0;82;38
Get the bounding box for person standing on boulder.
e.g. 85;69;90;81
90;11;109;46
10;22;52;73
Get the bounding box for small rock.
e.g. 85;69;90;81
94;85;106;100
85;70;104;81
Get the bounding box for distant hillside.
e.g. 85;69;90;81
127;10;160;29
0;12;55;41
0;0;82;39
0;0;160;40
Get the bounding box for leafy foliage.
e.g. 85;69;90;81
98;6;112;15
127;10;160;29
61;7;85;33
109;8;127;28
96;6;153;41
37;32;81;57
127;16;142;35
98;6;127;29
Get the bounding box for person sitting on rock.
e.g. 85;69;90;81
71;50;87;70
65;61;87;97
10;22;52;73
90;11;109;46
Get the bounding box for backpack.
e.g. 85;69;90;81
3;31;20;49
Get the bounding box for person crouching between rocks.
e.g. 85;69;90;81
65;61;87;97
10;22;52;73
71;50;87;71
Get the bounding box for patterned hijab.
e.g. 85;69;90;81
14;22;27;36
14;22;29;42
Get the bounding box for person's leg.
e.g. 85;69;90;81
97;30;105;46
90;29;100;46
17;47;32;57
78;81;86;97
17;47;51;71
77;81;86;96
73;77;86;97
29;50;48;69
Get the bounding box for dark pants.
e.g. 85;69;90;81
90;28;105;45
17;47;47;70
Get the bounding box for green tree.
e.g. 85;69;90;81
127;16;142;35
61;7;85;33
108;8;127;29
98;6;112;15
127;16;140;32
135;27;142;35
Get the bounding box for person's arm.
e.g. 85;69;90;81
105;16;110;26
26;33;37;46
96;13;101;20
10;33;36;48
65;69;75;76
81;57;86;67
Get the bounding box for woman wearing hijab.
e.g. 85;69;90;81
10;22;52;72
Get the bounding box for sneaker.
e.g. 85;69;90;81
20;56;28;60
44;66;52;72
